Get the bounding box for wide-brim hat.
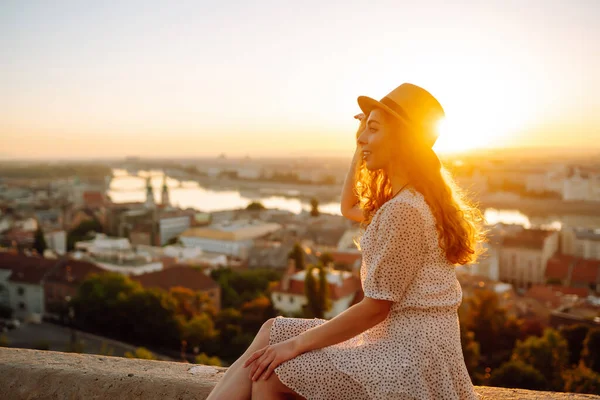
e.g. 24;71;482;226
357;83;445;149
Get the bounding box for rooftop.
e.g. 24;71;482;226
181;220;281;241
502;228;556;250
0;252;58;284
130;265;219;292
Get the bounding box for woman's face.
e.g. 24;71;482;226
356;108;397;171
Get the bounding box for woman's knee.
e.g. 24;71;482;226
259;317;276;335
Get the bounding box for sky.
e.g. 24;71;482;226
1;0;599;159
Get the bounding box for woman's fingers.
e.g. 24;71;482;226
251;353;275;381
261;359;280;381
243;347;266;368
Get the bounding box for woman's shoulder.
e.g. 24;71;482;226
376;189;425;222
388;188;427;212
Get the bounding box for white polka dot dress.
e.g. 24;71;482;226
269;189;480;400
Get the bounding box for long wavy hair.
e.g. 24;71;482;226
354;115;485;265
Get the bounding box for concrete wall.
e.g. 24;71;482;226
1;348;598;400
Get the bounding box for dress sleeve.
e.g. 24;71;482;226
363;200;425;302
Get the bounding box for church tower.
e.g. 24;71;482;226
161;174;170;207
145;177;155;208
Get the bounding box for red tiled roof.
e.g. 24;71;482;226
83;191;105;207
0;253;58;284
131;265;219;292
545;255;577;280
549;285;589;298
524;285;563;309
272;273;361;301
571;259;600;284
45;259;105;285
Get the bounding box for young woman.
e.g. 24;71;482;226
207;83;484;400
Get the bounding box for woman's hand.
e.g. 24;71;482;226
243;339;301;381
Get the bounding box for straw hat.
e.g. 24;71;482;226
357;83;445;148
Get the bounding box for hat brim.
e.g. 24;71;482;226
357;96;412;128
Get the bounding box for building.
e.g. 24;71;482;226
131;265;221;312
498;229;559;290
136;245;228;270
561;227;600;260
74;234;163;276
459;242;500;281
545;255;600;293
563;167;600;202
180;220;281;259
248;239;317;270
0;252;58;323
43;229;67;255
270;260;361;319
43;259;105;317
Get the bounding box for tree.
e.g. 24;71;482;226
563;364;600;394
125;347;157;360
211;267;281;309
489;360;547;390
317;264;331;316
67;218;103;250
303;264;331;319
460;326;481;382
72;272;141;336
560;324;590;366
318;252;334;267
511;328;568;390
246;201;266;211
581;328;600;374
287;244;305;273
195;352;223;366
121;288;182;348
182;313;219;350
33;226;47;255
240;296;276;334
461;289;521;368
310;198;320;217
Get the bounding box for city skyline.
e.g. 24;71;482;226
1;0;599;159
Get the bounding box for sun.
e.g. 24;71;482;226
433;117;492;154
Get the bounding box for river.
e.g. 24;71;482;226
108;169;600;229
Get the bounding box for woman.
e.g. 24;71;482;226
207;83;484;400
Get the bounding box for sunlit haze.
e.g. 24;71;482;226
1;0;598;159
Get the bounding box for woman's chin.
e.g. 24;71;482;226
364;160;380;171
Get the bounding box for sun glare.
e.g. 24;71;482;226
433;117;491;153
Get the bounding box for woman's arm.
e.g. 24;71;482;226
244;296;392;381
294;296;391;353
340;148;364;223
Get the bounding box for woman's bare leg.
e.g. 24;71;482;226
251;371;306;400
206;318;274;400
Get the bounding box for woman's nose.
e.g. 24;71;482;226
356;130;367;146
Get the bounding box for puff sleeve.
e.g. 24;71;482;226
362;200;425;302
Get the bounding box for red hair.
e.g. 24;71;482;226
354;116;485;265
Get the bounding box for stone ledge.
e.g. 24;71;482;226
1;348;598;400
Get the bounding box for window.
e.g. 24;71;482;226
17;287;25;296
290;296;295;304
277;294;282;302
19;302;26;310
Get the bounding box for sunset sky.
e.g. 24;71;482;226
1;0;598;159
